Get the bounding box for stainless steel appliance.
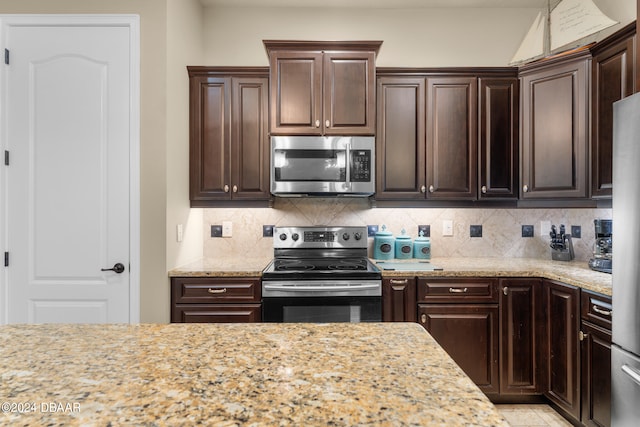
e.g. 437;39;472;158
612;92;640;426
588;219;612;274
270;136;375;197
262;226;382;322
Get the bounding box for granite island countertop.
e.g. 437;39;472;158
0;323;508;426
169;256;612;296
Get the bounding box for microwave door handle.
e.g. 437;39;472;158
345;143;351;187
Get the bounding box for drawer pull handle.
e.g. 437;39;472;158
420;314;427;324
389;279;408;284
592;305;612;316
449;287;468;293
207;288;227;294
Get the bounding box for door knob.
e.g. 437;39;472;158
101;263;125;274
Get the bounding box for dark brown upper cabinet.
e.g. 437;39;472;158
426;76;478;200
519;51;590;201
188;67;270;207
376;75;426;200
375;69;517;204
478;77;519;200
264;40;381;136
590;23;636;199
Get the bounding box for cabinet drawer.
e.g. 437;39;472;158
417;278;498;303
171;277;261;304
172;304;261;323
581;290;612;330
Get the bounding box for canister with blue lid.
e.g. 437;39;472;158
373;225;395;260
413;230;431;259
395;228;413;259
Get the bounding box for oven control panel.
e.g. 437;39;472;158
274;226;367;249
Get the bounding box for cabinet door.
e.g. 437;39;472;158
478;78;519;200
426;77;477;200
375;76;426;199
499;278;542;395
591;34;635;199
323;51;376;135
189;76;231;202
382;277;417;322
269;50;323;135
581;321;612;427
520;56;589;199
418;304;499;395
231;77;270;200
543;280;581;421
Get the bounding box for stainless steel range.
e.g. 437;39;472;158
261;226;382;323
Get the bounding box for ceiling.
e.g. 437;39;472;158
200;0;548;8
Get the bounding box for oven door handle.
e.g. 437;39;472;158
345;142;351;188
263;283;380;292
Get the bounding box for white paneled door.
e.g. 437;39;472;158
0;16;139;323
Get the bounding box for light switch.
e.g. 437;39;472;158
176;224;183;242
222;221;232;237
443;220;453;237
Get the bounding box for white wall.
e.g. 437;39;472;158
201;1;635;67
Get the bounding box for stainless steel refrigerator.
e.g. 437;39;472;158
612;91;640;426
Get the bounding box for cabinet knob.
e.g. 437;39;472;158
420;313;427;324
232;185;238;193
325;119;330;128
420;185;426;193
224;185;229;193
315;120;320;128
579;330;588;341
429;185;435;193
523;184;529;193
481;185;487;194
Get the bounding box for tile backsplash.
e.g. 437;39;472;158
202;198;612;262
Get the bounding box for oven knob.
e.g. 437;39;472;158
354;232;362;240
342;233;350;241
292;233;299;241
279;233;287;241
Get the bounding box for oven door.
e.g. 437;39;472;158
262;280;382;323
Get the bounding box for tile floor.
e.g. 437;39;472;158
495;404;573;427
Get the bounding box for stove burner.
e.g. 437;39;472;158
274;260;315;271
327;260;368;270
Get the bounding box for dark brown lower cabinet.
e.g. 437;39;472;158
171;277;261;323
418;303;500;395
543;279;581;422
581;290;613;427
382;277;417;322
499;278;543;395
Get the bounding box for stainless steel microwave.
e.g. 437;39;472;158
270;136;375;197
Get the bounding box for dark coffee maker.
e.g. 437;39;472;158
588;219;612;273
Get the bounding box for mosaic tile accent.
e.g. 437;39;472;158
202;198;612;262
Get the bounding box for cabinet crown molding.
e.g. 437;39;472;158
263;40;383;56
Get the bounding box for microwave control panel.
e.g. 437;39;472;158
350;150;371;182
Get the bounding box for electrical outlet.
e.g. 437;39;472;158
442;220;453;237
522;225;534;238
367;225;379;237
571;225;581;239
470;225;482;238
540;221;551;237
222;221;232;237
176;224;183;242
418;225;430;237
211;225;222;238
263;225;275;238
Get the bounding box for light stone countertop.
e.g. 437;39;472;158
169;256;612;296
0;323;509;427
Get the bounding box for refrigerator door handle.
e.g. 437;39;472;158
622;364;640;386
